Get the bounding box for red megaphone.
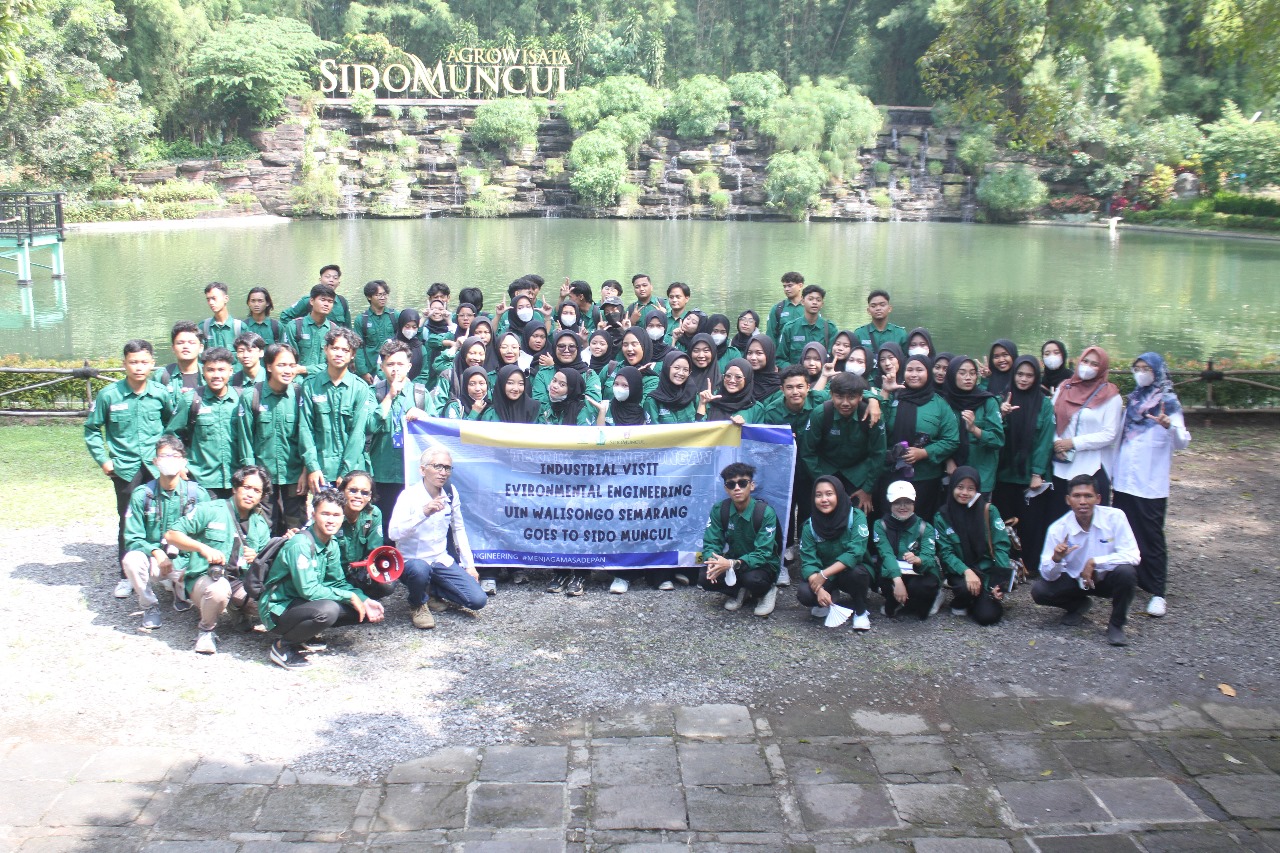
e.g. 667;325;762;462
351;546;404;583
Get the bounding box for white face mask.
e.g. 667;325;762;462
1133;370;1155;387
516;307;534;323
156;457;185;477
908;346;930;357
401;329;417;340
1077;363;1098;381
613;385;630;402
549;390;567;403
646;327;665;341
560;314;576;327
846;362;866;375
711;333;727;346
1043;354;1064;371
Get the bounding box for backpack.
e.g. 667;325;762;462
374;378;428;411
241;531;300;601
141;479;203;519
361;308;398;340
717;498;781;558
201;317;244;343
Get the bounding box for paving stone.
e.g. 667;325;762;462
17;834;145;853
458;838;566;852
1127;705;1212;733
889;784;1003;829
674;705;755;740
1198;775;1280;819
1239;739;1280;774
967;737;1070;782
1163;737;1269;776
852;711;932;736
1055;740;1162;778
385;747;480;784
374;783;468;831
238;844;346;852
780;741;879;785
1086;778;1207;823
1024;700;1121;734
0;744;96;781
768;706;857;738
1133;829;1253;851
942;699;1036;734
42;782;156;826
678;743;771;785
869;742;960;782
593;707;675;738
1201;704;1280;732
157;784;268;831
469;783;566;829
591;743;680;786
997;781;1110;826
141;843;240;853
77;748;190;784
794;783;898;831
913;840;1013;853
814;845;908;853
0;779;66;825
684;785;784;832
256;785;362;832
187;759;285;785
1029;836;1141;853
479;746;568;783
590;844;687;853
591;784;686;830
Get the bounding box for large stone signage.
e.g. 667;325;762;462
320;46;574;99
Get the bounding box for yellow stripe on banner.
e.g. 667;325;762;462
458;421;743;450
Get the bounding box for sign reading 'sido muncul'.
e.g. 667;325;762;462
319;45;574;99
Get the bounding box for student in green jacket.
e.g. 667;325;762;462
86;338;177;570
699;462;782;617
642;351;701;424
602;329;660;400
882;355;960;522
165;347;241;497
120;434;210;629
280;264;351;328
934;466;1013;625
298;327;376;493
442;366;490;420
871;480;944;620
537;367;595;426
799;372;886;515
706;314;740;372
261;486;385;670
852;289;909;385
284;284;338;376
993;356;1056;570
766;271;806;345
334;471;398;599
165;465;272;655
232;342;306;535
198;281;244;351
939;356;1005;494
532;331;602;404
354;279;398;382
625;273;668;325
366;339;435;540
152;321;204;396
796;475;873;630
481;364;542;424
244;287;283;346
776;285;839;367
230;332;267;389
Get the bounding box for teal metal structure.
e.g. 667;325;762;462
1;192;66;286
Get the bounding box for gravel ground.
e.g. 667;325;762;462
2;418;1276;780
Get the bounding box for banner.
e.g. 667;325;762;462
403;419;795;569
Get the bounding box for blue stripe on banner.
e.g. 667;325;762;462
740;424;795;445
471;550;680;568
411;419;461;439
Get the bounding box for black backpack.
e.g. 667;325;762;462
717;498;781;558
242;531;304;600
141;479;203;518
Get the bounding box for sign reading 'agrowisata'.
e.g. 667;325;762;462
319;45;574;99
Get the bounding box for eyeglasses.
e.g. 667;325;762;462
556;343;577;351
724;477;752;490
345;488;372;496
423;463;453;473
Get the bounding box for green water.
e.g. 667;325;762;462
4;219;1278;363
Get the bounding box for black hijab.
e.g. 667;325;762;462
1002;356;1046;478
810;475;853;542
986;339;1019;398
395;308;425;380
888;354;936;448
587;329;616;374
618;328;652;372
486;363;540;423
882;497;920;556
941;356;997;466
707;358;755;421
555;299;584;336
707;314;732;358
649;351;697;410
549;367;587;426
469;318;498;371
550;329;585;370
450;336;488;402
747;335;781;401
520;323;549;359
831;330;856;372
732;311;760;352
675;310;709;351
938;466;988;566
504;295;535;337
494;331;523;371
846;343;873;380
1041;339;1072;392
642;308;672;361
686;333;721;397
458;365;489;411
907;327;936;358
453;302;478;339
608;365;648;426
877;341;906;386
425;303;452;336
932;352;956;391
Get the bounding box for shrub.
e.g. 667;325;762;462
408;107;428;127
441;130;462;148
1087;163;1136;197
1202;102;1280;190
560;75;664;137
568;129;628;207
1047;194;1101;214
956;127;997;175
762;97;825;150
87;176;131;200
870;188;891;209
1136;164;1175;208
727;71;787;128
327;129;350;150
975;165;1048;222
898;136;920;157
666;75;732;139
647;158;664;185
290;162;341;216
545;157;564;177
691;167;720;197
709;189;731;218
471;98;544;148
396;134;419;156
385;105;403;121
464;186;513;217
764;150;826;220
0;356;120;411
140;180;220;202
350;90;376;122
926;160;944;176
871;160;891;184
761;77;880;160
226;191;258;206
1212;192;1280;218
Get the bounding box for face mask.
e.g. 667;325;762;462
401;329;416;340
711;333;727;346
1077;364;1098;381
156;457;185;477
846;362;866;375
646;327;665;341
561;314;576;327
549;390;567;403
1043;354;1064;371
908;346;929;357
613;386;630;402
1133;370;1155;387
516;308;534;323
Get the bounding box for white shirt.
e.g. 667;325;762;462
1039;505;1141;581
1112;411;1191;499
1051;392;1122;480
388;481;474;570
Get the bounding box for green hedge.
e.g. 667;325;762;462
1212;191;1280;218
0;357;121;410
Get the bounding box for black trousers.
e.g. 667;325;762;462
881;572;943;620
1031;564;1137;627
787;463;815;547
264;484;307;536
697;565;774;599
1053;466;1111;508
795;564;871;613
375;482;404;543
992;480;1054;578
273;599;362;644
111;468;149;564
1112;491;1168;596
945;569;1013;625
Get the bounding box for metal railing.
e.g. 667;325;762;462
0;192;66;242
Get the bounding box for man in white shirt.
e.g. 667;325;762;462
389;447;486;629
1033;473;1140;646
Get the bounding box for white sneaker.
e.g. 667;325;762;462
194;631;217;655
658;580;675;591
784;545;797;562
929;587;946;617
950;607;968;617
810;606;830;618
1146;596;1167;617
480;578;497;595
753;586;777;617
851;611;871;632
724;588;748;611
113;578;133;598
776;564;791;587
609;577;630;594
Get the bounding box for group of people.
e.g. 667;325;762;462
83;265;1191;667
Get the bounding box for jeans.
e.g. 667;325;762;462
111;469;148;564
264;485;307;536
1031;564;1137;627
401;558;488;610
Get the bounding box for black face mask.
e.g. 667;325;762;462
604;310;623;324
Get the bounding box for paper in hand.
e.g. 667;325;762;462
897;560;917;576
1025;481;1052;500
824;604;853;628
724;566;737;587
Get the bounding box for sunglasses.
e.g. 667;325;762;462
723;477;752;490
345;488;372;496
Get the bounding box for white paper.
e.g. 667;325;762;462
897;560;917;576
824;604;853;628
724;566;737;587
1025;481;1052;500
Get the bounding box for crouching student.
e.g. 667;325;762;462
698;463;782;617
165;466;272;655
797;476;874;631
259;487;386;670
871;481;944;620
335;472;397;600
935;466;1013;625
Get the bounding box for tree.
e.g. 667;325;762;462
471;97;545;148
976;164;1048;221
665;75;731;138
764;150;826;219
1202;101;1280;189
568;128;628;207
0;0;40;96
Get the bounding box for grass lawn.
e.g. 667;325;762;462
0;422;116;528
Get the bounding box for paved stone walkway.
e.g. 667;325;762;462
3;697;1280;852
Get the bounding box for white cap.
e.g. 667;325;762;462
885;481;916;504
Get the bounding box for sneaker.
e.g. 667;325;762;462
299;637;327;653
566;575;586;597
673;572;691;585
609;577;630;594
270;640;312;670
724;588;748;612
784;545;797;562
160;577;174;593
141;606;162;630
950;607;968;617
512;572;528;584
851;611;871;632
658;580;675;591
776;564;791;587
545;573;570;594
427;596;449;612
113;578;133;599
411;604;436;630
1106;623;1129;646
753;586;777;617
194;630;217;654
810;606;830;618
1061;597;1093;627
929;587;946;617
1146;596;1167;618
480;578;497;596
172;593;192;613
883;602;899;619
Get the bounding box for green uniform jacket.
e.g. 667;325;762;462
952;397;1005;493
443;399;487;420
243;317;283;346
123;479;211;558
150;364;203;397
284;315;335;374
799;403;887;493
870;515;941;582
365;382;419;485
776;315;840;367
165;387;242;490
280;293;351;328
169;498;271;592
740;389;829;438
767;299;805;344
258;527;365;632
84;379;175;482
354;308;399;377
933;507;1012;589
997;402;1055;485
716;346;743;372
199;317;243;351
642;397;701;425
882;395;960;482
702;497;781;580
626;296;668;323
336;506;383;570
536;402;596;425
798;509;870;580
298;370;375;481
852;322;908;384
604;366;660;401
531;365;602;404
233;381;303;486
